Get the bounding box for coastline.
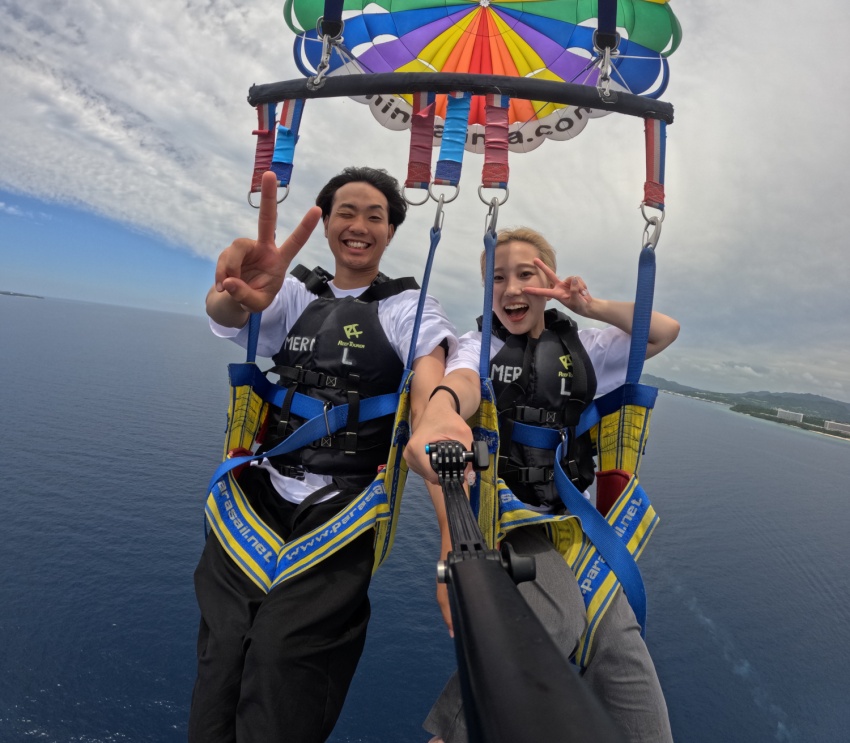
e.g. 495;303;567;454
1;290;44;299
659;390;850;443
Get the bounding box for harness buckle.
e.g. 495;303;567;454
296;366;326;387
514;406;560;425
516;466;554;484
274;463;306;481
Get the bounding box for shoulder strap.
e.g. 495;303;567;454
358;274;420;302
478;313;509;342
291;264;335;298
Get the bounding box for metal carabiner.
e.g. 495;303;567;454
641;210;664;250
485;196;500;235
597;45;613;99
433;194;446;232
307;22;344;90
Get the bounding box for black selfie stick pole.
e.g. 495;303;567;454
427;440;625;743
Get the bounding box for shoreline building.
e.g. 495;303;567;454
825;420;850;435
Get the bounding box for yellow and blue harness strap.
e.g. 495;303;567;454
553;438;657;637
585;382;657;475
466;378;501;551
484;466;657;671
204;363;413;593
568;474;658;668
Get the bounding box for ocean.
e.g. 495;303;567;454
0;296;848;743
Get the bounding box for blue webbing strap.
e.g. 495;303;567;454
228;362;399;417
207;384;400;494
553;453;648;635
247;312;261;363
479;228;497;379
596;0;620;50
508;383;658;451
434;92;472;187
320;0;344;35
626;245;656;384
271;99;305;188
404;225;442;371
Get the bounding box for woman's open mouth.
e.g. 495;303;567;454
504;303;529;322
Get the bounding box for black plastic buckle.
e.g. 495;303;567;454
296;366;325;387
276;464;305;481
516;467;554;484
515;406;560;425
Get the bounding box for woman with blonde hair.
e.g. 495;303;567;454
405;226;680;743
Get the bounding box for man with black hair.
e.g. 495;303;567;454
189;168;456;743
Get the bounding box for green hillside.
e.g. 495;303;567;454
640;374;850;424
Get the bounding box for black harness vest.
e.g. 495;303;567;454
261;265;418;492
485;309;598;509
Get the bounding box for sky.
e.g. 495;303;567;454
2;0;849;403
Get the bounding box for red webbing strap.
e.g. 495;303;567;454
643;118;666;210
481;94;510;190
405;92;437;190
251;102;277;194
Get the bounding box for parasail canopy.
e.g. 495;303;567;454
284;0;682;152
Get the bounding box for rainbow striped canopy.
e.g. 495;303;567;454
285;0;682;152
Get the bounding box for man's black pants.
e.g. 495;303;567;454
188;467;374;743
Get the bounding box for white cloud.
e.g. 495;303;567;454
0;202;25;217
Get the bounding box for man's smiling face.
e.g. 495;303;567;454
324;181;394;288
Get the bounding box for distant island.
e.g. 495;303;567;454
1;290;44;299
642;374;850;440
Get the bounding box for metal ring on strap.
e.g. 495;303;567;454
640;202;665;224
315;15;344;41
402;186;431;207
478;185;509;207
247;184;289;208
428;183;460;204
